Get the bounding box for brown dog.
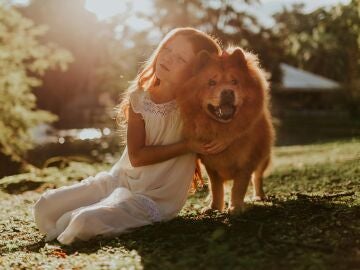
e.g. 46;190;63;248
177;47;275;213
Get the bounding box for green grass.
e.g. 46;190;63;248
0;139;359;269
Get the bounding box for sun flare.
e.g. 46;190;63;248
85;0;153;31
85;0;127;20
85;0;153;20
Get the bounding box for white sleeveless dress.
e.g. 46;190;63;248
33;90;196;245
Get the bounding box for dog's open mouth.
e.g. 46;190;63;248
207;104;236;122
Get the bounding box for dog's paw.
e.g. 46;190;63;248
251;195;267;202
201;206;220;215
227;205;247;215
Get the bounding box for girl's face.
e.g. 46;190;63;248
155;35;195;85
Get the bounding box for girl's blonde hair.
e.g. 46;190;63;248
115;27;222;133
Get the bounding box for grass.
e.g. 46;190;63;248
0;138;359;269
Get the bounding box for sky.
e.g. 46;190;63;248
9;0;351;28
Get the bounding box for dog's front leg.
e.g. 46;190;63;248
229;171;252;213
203;168;224;212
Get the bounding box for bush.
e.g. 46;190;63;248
0;4;73;163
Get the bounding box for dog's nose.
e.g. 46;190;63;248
221;90;235;104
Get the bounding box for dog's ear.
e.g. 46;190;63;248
229;48;247;68
192;50;211;75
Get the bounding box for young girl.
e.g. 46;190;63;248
33;27;228;245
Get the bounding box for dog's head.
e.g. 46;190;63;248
179;47;268;125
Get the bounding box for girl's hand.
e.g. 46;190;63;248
186;138;233;155
203;138;232;154
185;140;209;155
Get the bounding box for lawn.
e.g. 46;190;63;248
0;138;359;269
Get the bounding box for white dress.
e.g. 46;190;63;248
33;90;196;245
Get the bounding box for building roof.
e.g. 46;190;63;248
279;63;341;91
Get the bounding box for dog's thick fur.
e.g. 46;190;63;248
177;47;275;212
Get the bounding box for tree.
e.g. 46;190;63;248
19;0;106;128
272;0;360;114
0;4;72;163
135;0;283;82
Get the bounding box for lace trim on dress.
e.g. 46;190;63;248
143;92;178;117
134;194;162;222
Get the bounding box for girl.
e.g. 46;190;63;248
33;27;228;245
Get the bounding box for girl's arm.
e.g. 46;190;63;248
127;106;199;167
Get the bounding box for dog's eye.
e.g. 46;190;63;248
208;79;216;86
231;79;238;85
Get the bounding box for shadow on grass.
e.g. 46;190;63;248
20;194;359;270
2;155;357;269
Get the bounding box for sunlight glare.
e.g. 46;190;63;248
78;128;102;140
102;128;111;136
85;0;127;20
85;0;154;32
86;0;153;18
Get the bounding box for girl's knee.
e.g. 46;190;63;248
32;188;58;216
33;195;47;216
81;172;117;194
33;195;52;232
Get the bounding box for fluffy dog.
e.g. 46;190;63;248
177;47;275;213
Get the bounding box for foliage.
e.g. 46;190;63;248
137;0;283;82
272;0;360;113
6;0;359;130
94;13;150;100
12;0;283;129
94;0;265;101
0;139;359;269
0;4;72;162
19;0;106;128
